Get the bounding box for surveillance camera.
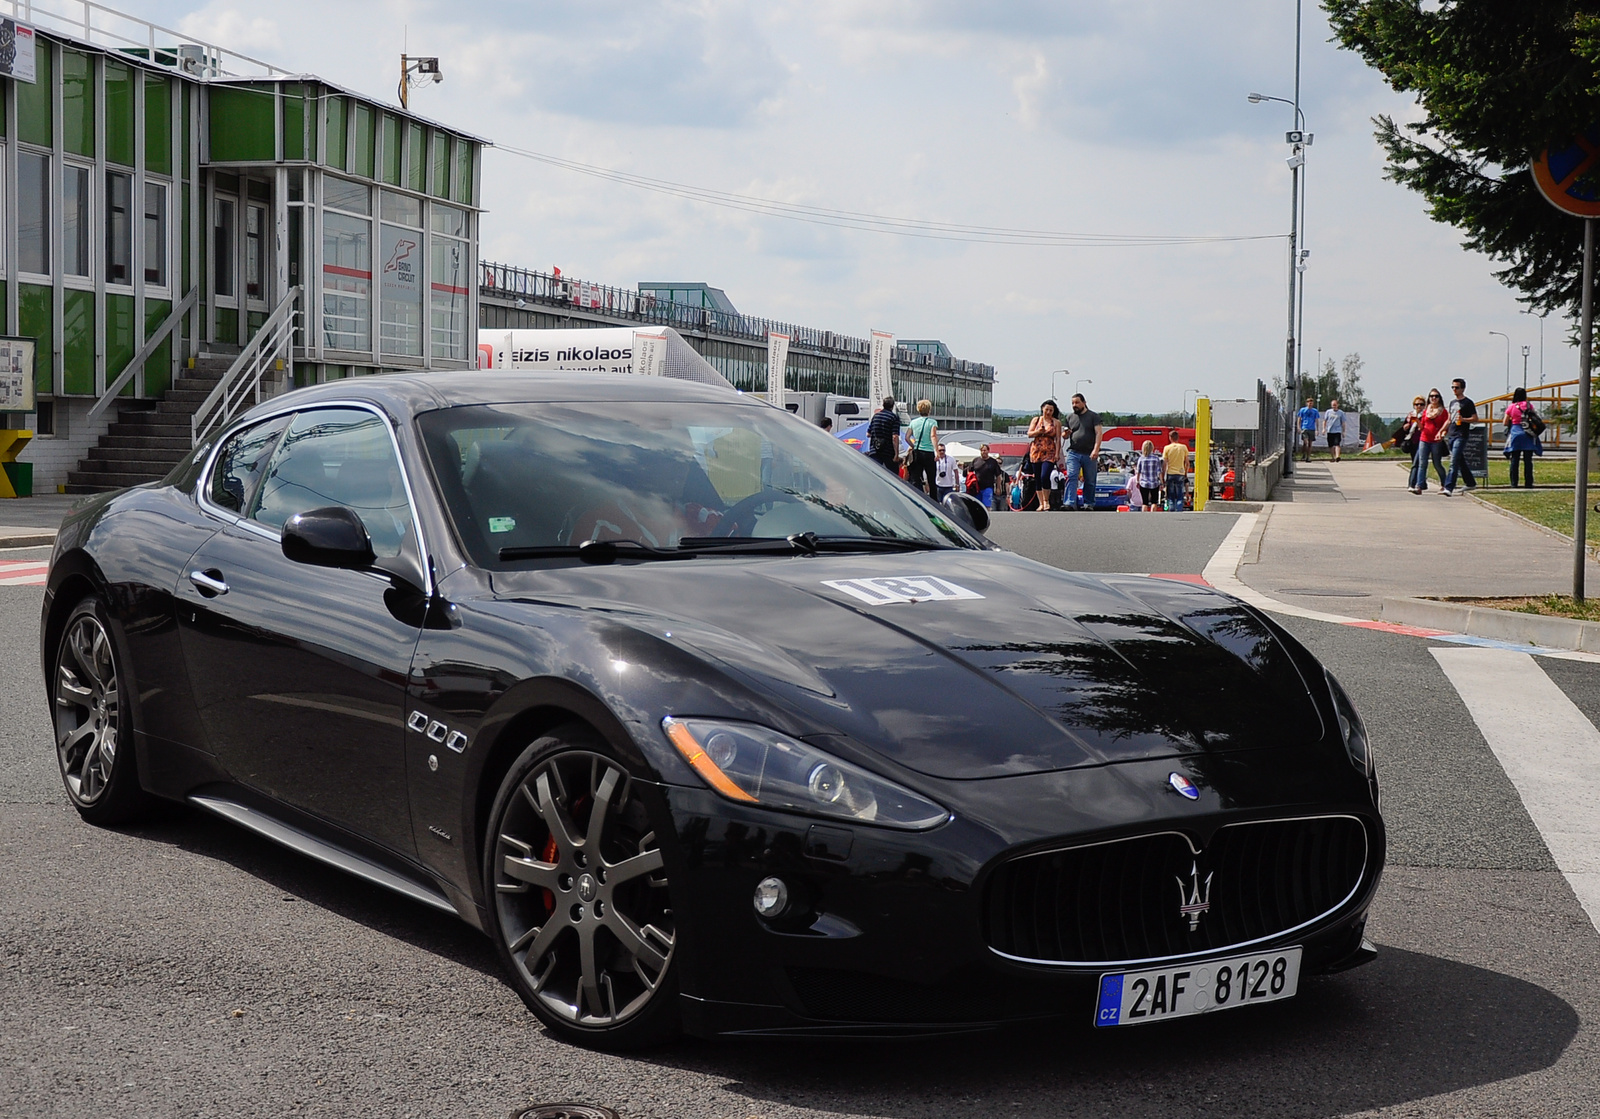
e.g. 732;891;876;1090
1286;153;1304;169
432;72;442;83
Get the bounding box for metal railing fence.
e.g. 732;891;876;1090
2;0;288;78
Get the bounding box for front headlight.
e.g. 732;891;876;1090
1324;669;1372;776
662;717;949;830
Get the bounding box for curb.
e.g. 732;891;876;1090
1465;490;1600;562
0;533;55;548
1380;596;1600;653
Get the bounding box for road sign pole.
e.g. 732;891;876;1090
1577;218;1594;602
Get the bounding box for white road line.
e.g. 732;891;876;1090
1200;512;1361;624
1432;646;1600;935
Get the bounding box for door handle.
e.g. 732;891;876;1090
188;569;230;597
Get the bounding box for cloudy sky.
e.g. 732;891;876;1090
120;0;1563;414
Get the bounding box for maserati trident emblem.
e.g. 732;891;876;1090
1176;861;1213;932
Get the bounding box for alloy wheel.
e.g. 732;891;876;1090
492;750;674;1029
54;612;121;807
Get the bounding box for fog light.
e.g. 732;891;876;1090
753;876;789;918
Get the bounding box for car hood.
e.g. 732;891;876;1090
487;549;1325;779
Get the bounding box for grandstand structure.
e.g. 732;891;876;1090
480;262;995;428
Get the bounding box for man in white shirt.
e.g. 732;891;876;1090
1323;397;1346;463
933;443;959;501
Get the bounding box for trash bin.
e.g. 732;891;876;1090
4;461;33;497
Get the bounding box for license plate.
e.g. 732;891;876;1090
1093;946;1302;1027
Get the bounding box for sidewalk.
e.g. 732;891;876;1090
1237;459;1600;621
0;494;84;547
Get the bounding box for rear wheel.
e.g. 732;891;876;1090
52;596;151;825
484;726;679;1048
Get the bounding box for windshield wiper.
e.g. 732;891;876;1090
676;533;819;555
810;536;944;553
498;540;694;565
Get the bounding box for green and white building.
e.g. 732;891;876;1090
0;4;484;491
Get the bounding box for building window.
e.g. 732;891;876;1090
214;197;236;298
18;150;49;275
63;165;90;278
144;182;168;287
323;179;372;352
35;400;54;436
245;203;265;299
430;202;469;361
379;191;422;357
106;171;133;286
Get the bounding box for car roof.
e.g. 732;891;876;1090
235;370;763;424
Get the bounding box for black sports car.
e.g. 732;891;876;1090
43;372;1383;1048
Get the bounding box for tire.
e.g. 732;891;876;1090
51;596;152;825
483;724;680;1049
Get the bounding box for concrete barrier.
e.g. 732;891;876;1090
1380;596;1600;652
1242;450;1285;502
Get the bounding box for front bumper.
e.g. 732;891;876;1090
658;759;1385;1037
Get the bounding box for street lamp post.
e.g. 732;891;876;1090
1489;331;1511;395
1250;83;1310;478
1075;377;1093;401
1523;346;1531;390
1521;309;1547;386
1185;388;1202;426
1049;369;1069;405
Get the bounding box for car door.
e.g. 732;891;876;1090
176;404;426;856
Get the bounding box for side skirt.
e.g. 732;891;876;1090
188;793;459;917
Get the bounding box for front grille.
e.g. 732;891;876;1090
983;816;1368;965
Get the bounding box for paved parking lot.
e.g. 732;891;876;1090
5;521;1600;1117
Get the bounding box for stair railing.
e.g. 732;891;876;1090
85;287;199;422
191;286;301;447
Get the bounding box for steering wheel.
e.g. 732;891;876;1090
714;488;803;537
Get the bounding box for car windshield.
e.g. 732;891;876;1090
417;400;976;567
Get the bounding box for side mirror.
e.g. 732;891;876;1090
942;491;991;534
282;506;376;570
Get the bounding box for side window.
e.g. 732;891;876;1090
250;408;416;559
208;416;290;512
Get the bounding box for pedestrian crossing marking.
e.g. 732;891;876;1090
0;559;47;586
1433;647;1600;936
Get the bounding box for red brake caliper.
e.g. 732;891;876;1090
541;835;558;911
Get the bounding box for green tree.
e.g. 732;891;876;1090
1325;1;1600;316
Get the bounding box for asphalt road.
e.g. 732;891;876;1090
4;525;1599;1118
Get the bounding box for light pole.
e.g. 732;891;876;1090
1250;84;1310;477
1184;388;1202;425
1523;345;1531;390
1489;331;1511;395
1049;369;1069;404
1521;308;1547;387
1075;377;1093;401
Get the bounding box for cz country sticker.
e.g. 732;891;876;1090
822;575;985;605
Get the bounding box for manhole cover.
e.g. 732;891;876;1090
1276;588;1370;598
511;1107;619;1119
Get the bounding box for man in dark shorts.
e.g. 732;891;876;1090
1322;397;1345;463
1296;397;1319;461
866;396;901;472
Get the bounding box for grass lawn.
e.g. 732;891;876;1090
1474;488;1600;547
1391;458;1600;487
1450;594;1600;621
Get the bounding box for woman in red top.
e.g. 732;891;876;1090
1410;388;1449;493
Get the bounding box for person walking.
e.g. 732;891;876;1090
932;441;959;501
903;399;939;496
866;396;901;473
1162;436;1189;510
1323;398;1345;463
1397;395;1425;489
1136;439;1164;511
1503;386;1544;488
1026;400;1064;513
971;444;1005;510
1442;377;1478;495
1411;388;1449;493
1063;393;1104;511
1296;397;1320;462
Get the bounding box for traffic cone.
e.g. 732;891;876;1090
1363;430;1377;450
